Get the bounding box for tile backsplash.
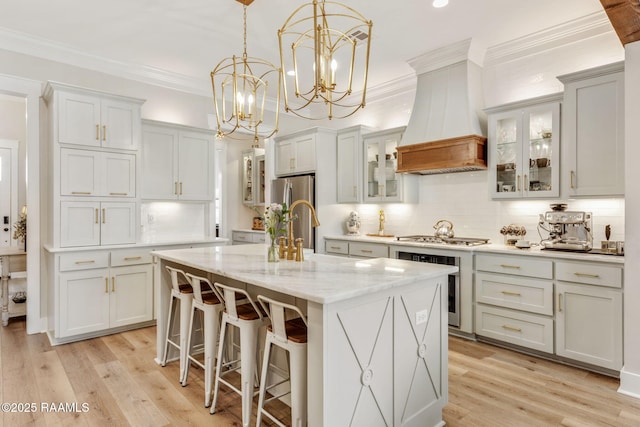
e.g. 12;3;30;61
333;171;625;245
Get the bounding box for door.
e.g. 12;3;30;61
110;264;153;327
0;141;18;247
59;268;110;337
178;131;213;200
60;148;100;196
141;125;178;199
57;91;101;147
101;99;140;151
102;152;136;197
100;202;136;245
60;201;101;247
276;175;315;250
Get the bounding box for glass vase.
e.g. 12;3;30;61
267;236;278;262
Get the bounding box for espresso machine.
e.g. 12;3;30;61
538;205;593;251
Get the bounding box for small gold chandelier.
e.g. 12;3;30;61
278;0;372;120
211;0;280;142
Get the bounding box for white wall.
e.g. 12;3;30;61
0;95;26;211
620;40;640;398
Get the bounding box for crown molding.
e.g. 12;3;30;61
0;27;210;96
484;11;616;65
407;38;475;75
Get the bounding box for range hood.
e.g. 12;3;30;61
396;39;487;175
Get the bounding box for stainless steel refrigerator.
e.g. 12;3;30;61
271;175;315;250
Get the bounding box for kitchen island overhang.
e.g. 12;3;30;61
152;244;457;427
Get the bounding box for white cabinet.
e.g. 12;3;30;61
232;230;266;245
141;121;214;201
55;86;143;150
364;127;415;203
57;249;153;339
60;148;136;197
474;253;624;372
558;62;624;197
242;148;265;206
274;130;317;176
336;126;374;203
60;201;136;247
486;94;561;199
324;239;388;258
555;260;622;370
475;254;554;353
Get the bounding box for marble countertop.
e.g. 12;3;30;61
325;234;624;264
44;237;229;253
151;243;458;304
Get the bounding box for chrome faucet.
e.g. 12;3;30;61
286;199;320;261
378;209;385;236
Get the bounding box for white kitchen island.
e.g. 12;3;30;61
152;244;457;427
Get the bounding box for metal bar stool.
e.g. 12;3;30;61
256;295;308;427
161;266;194;383
182;273;224;407
210;282;269;427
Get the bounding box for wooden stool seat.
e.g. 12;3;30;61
178;283;193;293
232;302;267;321
267;317;307;344
202;292;221;305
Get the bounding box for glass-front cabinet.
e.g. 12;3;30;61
363;127;405;203
242;148;265;206
487;95;561;199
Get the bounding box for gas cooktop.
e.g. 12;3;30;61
396;235;490;246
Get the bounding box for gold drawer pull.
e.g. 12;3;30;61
558;293;563;312
102;208;106;224
570;170;576;189
112;276;115;292
95;208;99;224
105;277;108;293
360;249;373;253
574;272;600;278
179;182;183;195
72;191;91;195
501;291;521;296
103;125;107;141
502;325;522;332
500;264;521;269
74;260;96;265
330;246;342;250
96;124;100;140
109;192;128;196
124;256;142;261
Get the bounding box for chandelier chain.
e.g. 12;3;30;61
242;5;248;59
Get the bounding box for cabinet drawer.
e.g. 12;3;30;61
60;251;109;271
476;272;553;316
475;305;554;354
232;231;252;243
475;254;552;279
555;261;622;288
111;249;153;267
349;242;388;258
252;232;266;243
325;240;348;255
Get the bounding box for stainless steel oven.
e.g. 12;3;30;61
397;251;460;327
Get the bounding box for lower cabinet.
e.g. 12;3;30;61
55;249;153;340
325;239;389;258
231;230;266;245
474;253;623;372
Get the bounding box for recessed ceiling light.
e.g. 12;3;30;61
433;0;449;7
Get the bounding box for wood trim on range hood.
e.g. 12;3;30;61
396;134;487;175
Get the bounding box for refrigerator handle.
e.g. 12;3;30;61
284;180;293;208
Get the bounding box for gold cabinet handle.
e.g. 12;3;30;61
109;192;128;196
517;175;521;192
96;124;100;140
574;272;600;278
124;256;142;261
570;171;576;189
74;259;96;265
102;208;106;224
558;293;563;312
102;125;106;141
179;182;183;195
524;174;528;192
329;246;342;250
105;277;109;293
290;158;295;169
499;264;521;269
501;325;522;332
360;249;373;254
501;290;521;296
72;191;92;195
95;208;99;224
175;182;178;195
112;277;115;292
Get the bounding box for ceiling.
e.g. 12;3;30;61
0;0;611;95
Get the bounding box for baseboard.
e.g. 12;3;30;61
618;367;640;399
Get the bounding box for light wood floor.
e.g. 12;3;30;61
2;319;640;426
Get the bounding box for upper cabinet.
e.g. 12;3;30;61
274;129;318;176
336;125;374;203
53;85;143;151
141;121;214;201
486;94;561;199
364;126;414;203
242;148;265;206
558;62;624;197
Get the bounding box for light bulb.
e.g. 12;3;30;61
433;0;448;7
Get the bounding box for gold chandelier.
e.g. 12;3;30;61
278;0;372;120
211;0;280;143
